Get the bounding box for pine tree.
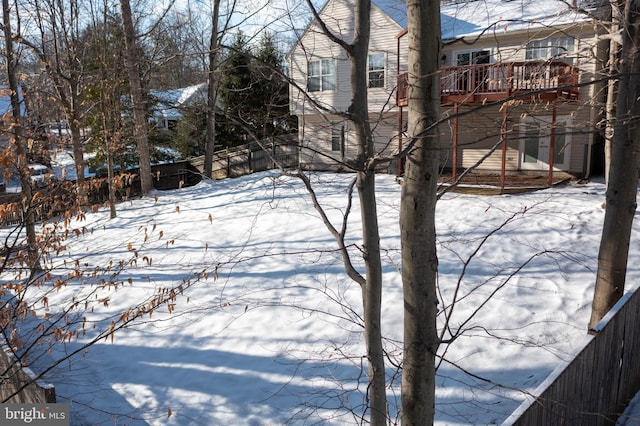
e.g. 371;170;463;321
218;31;253;147
218;31;294;147
254;32;295;138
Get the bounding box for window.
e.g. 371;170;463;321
456;50;490;66
331;125;345;157
308;59;336;92
526;37;575;63
454;50;491;91
368;53;385;88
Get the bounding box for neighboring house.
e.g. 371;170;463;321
288;0;406;171
289;0;606;178
149;83;208;130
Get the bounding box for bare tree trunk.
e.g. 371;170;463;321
25;0;88;207
68;118;87;204
120;0;153;195
589;0;640;329
357;170;387;425
204;0;221;179
347;1;387;423
302;0;386;420
2;0;39;269
106;149;117;219
101;90;117;219
604;0;623;190
400;0;441;424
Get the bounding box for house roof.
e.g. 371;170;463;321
319;0;592;40
373;0;407;28
440;0;592;40
289;0;593;58
150;83;208;120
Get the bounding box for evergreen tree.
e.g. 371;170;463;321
253;32;296;138
173;104;208;158
218;31;253;147
80;13;129;168
218;31;295;147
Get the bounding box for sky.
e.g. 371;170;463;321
5;152;640;425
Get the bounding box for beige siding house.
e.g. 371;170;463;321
289;0;606;178
288;0;406;170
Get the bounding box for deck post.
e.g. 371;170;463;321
398;106;404;176
453;103;458;182
500;105;509;191
548;103;557;187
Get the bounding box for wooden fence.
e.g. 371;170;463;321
0;349;55;403
89;160;203;201
503;287;640;425
191;135;299;180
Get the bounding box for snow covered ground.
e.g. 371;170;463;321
4;169;639;425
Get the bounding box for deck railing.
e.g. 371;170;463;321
396;61;579;106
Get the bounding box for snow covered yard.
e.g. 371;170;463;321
5;171;637;425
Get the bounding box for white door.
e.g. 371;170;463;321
520;117;571;171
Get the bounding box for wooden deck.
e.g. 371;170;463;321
396;61;579;106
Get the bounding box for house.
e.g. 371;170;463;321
288;0;406;171
149;83;208;130
288;0;606;180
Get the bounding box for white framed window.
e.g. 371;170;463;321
525;37;575;63
455;49;491;66
307;59;336;92
452;49;491;92
368;53;385;88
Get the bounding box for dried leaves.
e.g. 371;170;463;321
0;184;222;372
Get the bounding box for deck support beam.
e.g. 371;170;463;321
500;105;509;192
548;103;557;187
452;103;458;182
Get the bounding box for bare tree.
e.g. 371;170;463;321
1;0;39;270
399;0;441;424
325;1;384;423
603;0;623;189
119;0;153;195
204;0;222;179
290;0;388;422
83;0;127;218
16;0;90;206
589;0;640;328
346;1;388;422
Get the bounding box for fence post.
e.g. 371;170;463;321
272;138;276;169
